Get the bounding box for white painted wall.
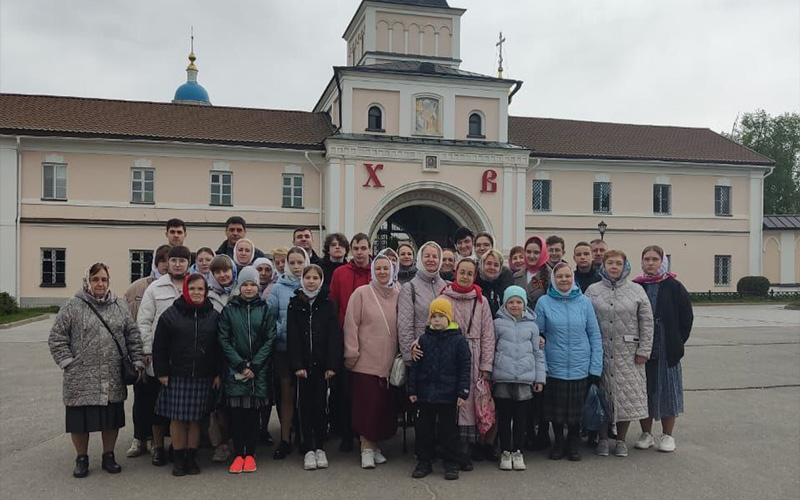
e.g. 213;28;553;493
0;137;18;298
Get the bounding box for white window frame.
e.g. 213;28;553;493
282;174;304;209
367;103;385;132
129;249;153;283
653;183;671;215
41;248;66;287
715;185;732;216
532;179;552;212
593;181;612;214
468;110;485;138
210;171;233;206
131;168;155;204
714;255;732;286
42;163;67;200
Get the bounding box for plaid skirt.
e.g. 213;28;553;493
155;376;214;421
544;377;589;425
459;425;479;444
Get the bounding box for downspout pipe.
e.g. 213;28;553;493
15;136;22;302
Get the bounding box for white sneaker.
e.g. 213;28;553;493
373;448;387;464
511;450;526;471
634;432;655;450
658;434;676;453
361;449;376;469
315;449;329;469
126;439;145;458
499;451;512;471
212;443;231;462
304;451;318;470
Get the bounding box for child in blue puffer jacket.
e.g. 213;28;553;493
492;286;546;471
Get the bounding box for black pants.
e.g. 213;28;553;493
415;403;460;467
526;390;548;441
330;369;353;441
297;370;329;453
229;408;259;457
496;398;529;452
133;376;165;440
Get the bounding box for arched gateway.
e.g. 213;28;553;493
366;181;494;251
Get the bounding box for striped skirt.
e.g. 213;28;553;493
155;376;214;422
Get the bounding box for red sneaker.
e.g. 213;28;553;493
229;456;245;474
243;455;257;473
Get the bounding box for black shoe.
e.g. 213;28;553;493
533;428;552;451
186;449;200;475
459;459;473;471
412;461;432;479
260;429;274;446
567;436;581;462
73;455;89;478
549;440;565;461
483;443;500;462
273;440;291;460
167;444;174;462
444;466;459;481
470;444;484;462
339;437;354;453
101;451;122;474
587;431;599;448
171;449;187;477
152;447;167;466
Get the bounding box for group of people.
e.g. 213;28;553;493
49;216;693;481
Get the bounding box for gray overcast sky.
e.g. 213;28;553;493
1;0;798;133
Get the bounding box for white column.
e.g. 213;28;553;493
0;138;19;297
498;91;509;143
341;81;353;134
749;172;764;276
365;9;376;54
345;162;355;236
434;32;439;57
326;159;341;233
502;167;513;252
388;27;393;52
443;91;456;139
400;88;412;135
452;16;461;64
419;31;424;55
404;30;409;54
516;167;527;244
780;231;796;284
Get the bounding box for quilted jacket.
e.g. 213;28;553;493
492;306;547;385
397;273;447;361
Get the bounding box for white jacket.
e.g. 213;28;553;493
137;274;181;375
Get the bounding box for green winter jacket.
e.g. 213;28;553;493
218;294;277;400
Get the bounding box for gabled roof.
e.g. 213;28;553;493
509;116;774;166
763;215;800;230
338;61;517;84
0;93;333;150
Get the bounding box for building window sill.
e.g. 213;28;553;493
41;198;68;202
40;283;67;288
210;203;233;207
281;206;305;210
365;128;386;133
130;201;155;205
467;134;486;139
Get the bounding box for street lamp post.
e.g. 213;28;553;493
597;220;607;241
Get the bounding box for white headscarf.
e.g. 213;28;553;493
415;241;443;279
371;254;398;289
233;238;256;268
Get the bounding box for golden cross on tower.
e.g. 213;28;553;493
496;31;506;78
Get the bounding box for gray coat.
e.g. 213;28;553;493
585;277;654;422
49;290;144;407
397;272;447;362
492;306;546;385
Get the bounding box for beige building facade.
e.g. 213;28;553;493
0;0;775;305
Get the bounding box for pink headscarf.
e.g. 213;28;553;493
633;254;676;284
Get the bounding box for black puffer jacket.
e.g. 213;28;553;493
152;297;221;378
319;256;346;297
286;290;343;374
408;324;471;404
476;267;514;318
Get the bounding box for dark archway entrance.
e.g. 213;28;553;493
373;205;459;252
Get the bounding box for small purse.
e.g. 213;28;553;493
82;299;139;385
369;286;406;387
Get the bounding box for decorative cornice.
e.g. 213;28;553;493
325;141;529;167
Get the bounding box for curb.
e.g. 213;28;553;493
0;314;55;330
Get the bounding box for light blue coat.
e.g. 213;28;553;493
534;282;603;381
492;306;547;385
266;274;301;352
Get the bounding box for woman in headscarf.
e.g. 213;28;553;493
475;249;514;319
397;241;446;363
208;254;239;313
233;238;257;272
343;254;401;469
513;235;550;308
49;263;145;478
534;262;602;462
585;250;653;458
396;242;417;285
439;257;496;466
189;247;215;281
267;246;310;459
253;257;276;298
632;246;693;453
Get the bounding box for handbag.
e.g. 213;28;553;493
81;299;139;385
369;286;406;387
474;377;496;435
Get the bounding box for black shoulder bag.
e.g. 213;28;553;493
81;299;139;385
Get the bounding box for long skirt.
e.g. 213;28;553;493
350;372;397;443
66;402;125;433
544;377;589;425
155;376;214;422
646;359;684;420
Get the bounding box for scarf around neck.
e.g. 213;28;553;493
633;255;676;284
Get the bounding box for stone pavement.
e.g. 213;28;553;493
1;305;798;500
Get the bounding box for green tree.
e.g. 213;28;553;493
729;110;800;214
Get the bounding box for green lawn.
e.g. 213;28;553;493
0;307;59;325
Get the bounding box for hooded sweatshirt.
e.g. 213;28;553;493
329;259;372;327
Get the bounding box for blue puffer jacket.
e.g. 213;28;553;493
534;282;602;381
492;306;547;385
266;274;301;352
408;323;472;404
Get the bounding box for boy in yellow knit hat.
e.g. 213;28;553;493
408;298;471;480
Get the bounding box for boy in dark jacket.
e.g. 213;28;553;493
408;298;471;481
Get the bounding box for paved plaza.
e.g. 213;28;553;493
1;305;798;500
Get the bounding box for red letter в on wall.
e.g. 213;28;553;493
363;163;385;188
481;169;498;193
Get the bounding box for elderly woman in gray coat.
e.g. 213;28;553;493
49;263;145;478
585;250;653;458
397;241;446;365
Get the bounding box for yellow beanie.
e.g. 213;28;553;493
428;297;454;323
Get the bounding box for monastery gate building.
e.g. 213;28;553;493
0;0;777;306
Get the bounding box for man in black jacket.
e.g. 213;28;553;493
574;241;601;293
217;216;265;259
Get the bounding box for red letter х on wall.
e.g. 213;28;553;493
481;169;498;193
363;163;385;188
